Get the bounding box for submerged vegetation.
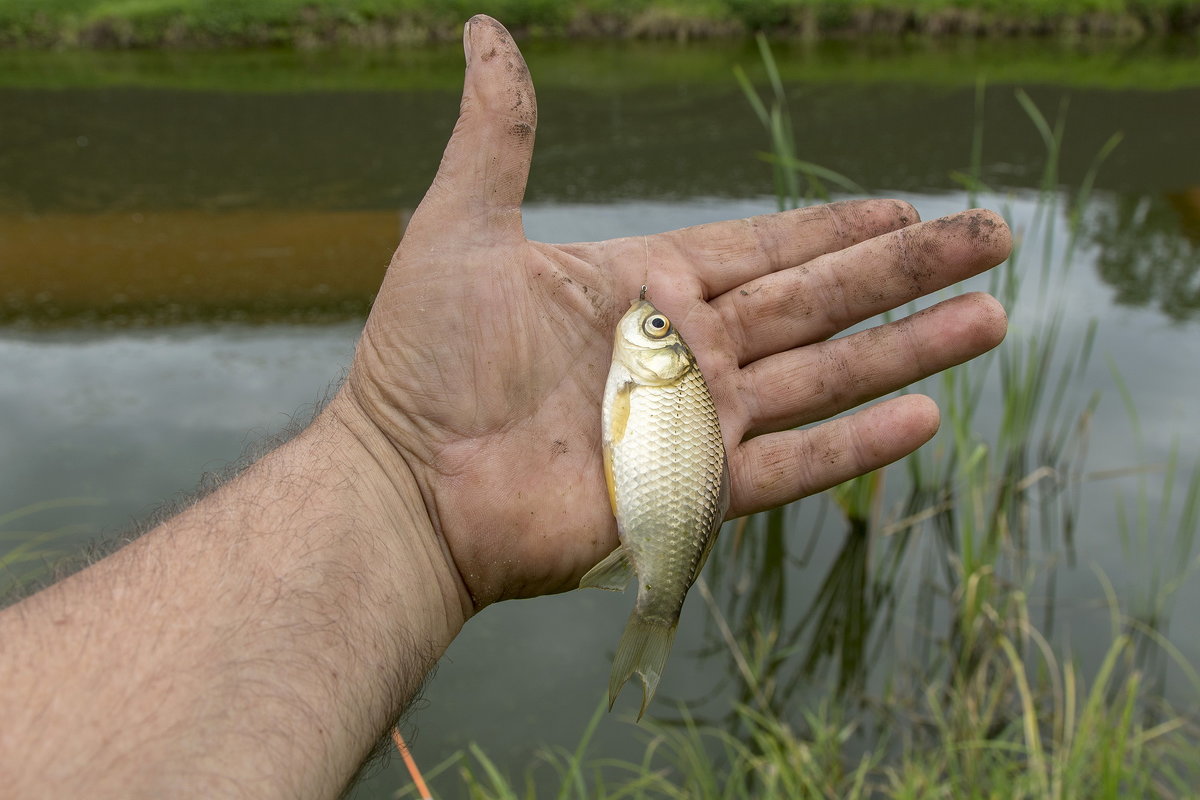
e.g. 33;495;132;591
0;497;106;599
2;0;1200;48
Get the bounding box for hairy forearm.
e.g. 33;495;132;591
0;393;467;799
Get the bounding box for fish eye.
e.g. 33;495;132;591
643;314;671;338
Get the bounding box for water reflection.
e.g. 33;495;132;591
3;49;1199;330
698;497;900;722
2;193;1197;330
0;209;403;328
1087;191;1200;321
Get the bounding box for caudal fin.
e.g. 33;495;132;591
608;613;678;721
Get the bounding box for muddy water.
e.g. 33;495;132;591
2;40;1199;796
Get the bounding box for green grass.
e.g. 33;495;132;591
0;0;717;46
2;0;1200;47
3;37;1200;93
413;607;1198;797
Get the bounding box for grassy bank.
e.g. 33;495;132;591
2;0;1200;48
4;40;1200;94
4;38;1200;92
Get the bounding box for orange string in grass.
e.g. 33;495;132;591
391;727;432;800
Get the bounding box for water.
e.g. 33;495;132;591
2;40;1199;796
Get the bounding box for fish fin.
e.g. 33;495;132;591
607;381;634;446
602;380;634;516
602;444;618;517
608;613;678;721
579;545;635;591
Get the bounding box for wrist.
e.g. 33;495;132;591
320;389;473;644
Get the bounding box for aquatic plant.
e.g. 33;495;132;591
0;496;105;601
423;591;1199;797
697;33;1197;796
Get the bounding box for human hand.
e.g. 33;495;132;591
342;16;1010;611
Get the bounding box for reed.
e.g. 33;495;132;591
690;33;1195;797
433;594;1198;797
733;33;863;212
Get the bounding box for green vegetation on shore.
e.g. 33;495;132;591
3;39;1200;93
2;0;1200;48
435;620;1199;798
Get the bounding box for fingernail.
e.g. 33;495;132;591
462;17;473;64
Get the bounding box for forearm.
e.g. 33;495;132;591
0;392;467;799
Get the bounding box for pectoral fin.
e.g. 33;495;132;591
603;445;618;517
603;380;634;517
579;544;634;591
607;381;634;445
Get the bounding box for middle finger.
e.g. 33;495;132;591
714;209;1011;366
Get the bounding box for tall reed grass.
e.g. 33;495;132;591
419;608;1197;797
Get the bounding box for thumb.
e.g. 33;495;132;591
414;15;537;243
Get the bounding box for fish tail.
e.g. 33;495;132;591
608;611;678;721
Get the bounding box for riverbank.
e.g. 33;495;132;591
2;0;1200;48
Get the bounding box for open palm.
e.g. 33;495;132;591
346;16;1010;610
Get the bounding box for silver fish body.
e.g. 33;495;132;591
580;293;729;718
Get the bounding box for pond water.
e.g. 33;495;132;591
2;39;1199;796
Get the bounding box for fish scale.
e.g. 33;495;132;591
580;294;729;719
613;369;724;624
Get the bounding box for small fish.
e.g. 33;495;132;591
581;287;730;719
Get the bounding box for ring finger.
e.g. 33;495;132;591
737;291;1006;438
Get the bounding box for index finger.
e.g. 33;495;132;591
662;198;920;298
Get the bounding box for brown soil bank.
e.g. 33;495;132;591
0;210;401;327
3;2;1200;49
